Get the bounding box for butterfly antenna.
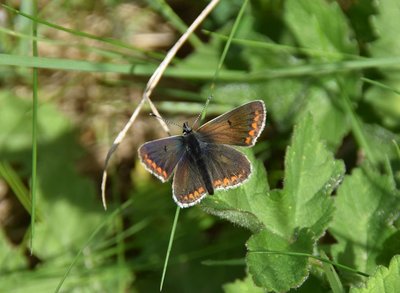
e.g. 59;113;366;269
149;113;183;130
192;95;212;128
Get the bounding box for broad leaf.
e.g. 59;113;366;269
369;0;400;61
350;255;400;293
285;0;357;59
284;0;360;148
364;0;400;127
246;228;314;292
330;167;400;277
270;114;344;238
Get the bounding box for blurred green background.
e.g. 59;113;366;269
1;0;400;292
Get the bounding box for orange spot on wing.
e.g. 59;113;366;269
231;175;238;182
163;170;168;178
198;187;205;193
248;130;255;137
151;162;157;169
251;122;258;129
223;178;230;186
157;167;162;174
245;137;252;145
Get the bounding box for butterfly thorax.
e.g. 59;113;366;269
182;125;214;195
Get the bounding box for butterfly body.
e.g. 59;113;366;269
182;124;215;196
139;100;266;208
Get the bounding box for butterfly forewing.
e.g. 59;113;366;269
204;144;252;190
173;152;208;208
197;100;266;147
138;136;185;182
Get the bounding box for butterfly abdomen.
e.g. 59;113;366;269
184;133;214;195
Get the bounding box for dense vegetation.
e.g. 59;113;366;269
0;0;399;292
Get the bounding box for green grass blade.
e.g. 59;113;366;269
0;162;42;219
4;53;400;80
248;250;370;278
0;53;246;80
198;0;249;123
204;30;363;60
393;140;400;159
29;0;39;255
341;92;378;166
209;0;249;93
0;53;155;73
319;250;345;293
362;77;400;95
160;206;180;292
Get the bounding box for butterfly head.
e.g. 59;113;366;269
182;122;192;136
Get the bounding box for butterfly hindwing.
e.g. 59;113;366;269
173;152;208;208
138;136;185;182
204;144;252;190
197;100;266;147
172;142;252;208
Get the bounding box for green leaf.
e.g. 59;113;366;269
365;1;400;125
261;77;351;150
273;114;345;238
363;0;400;128
369;0;400;60
223;275;264;293
285;0;357;59
283;0;361;150
330;167;400;277
246;228;314;292
350;255;400;293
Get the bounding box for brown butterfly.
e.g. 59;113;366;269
138;100;266;208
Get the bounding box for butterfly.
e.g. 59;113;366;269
138;100;266;208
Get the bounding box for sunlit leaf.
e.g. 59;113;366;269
330;167;400;278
